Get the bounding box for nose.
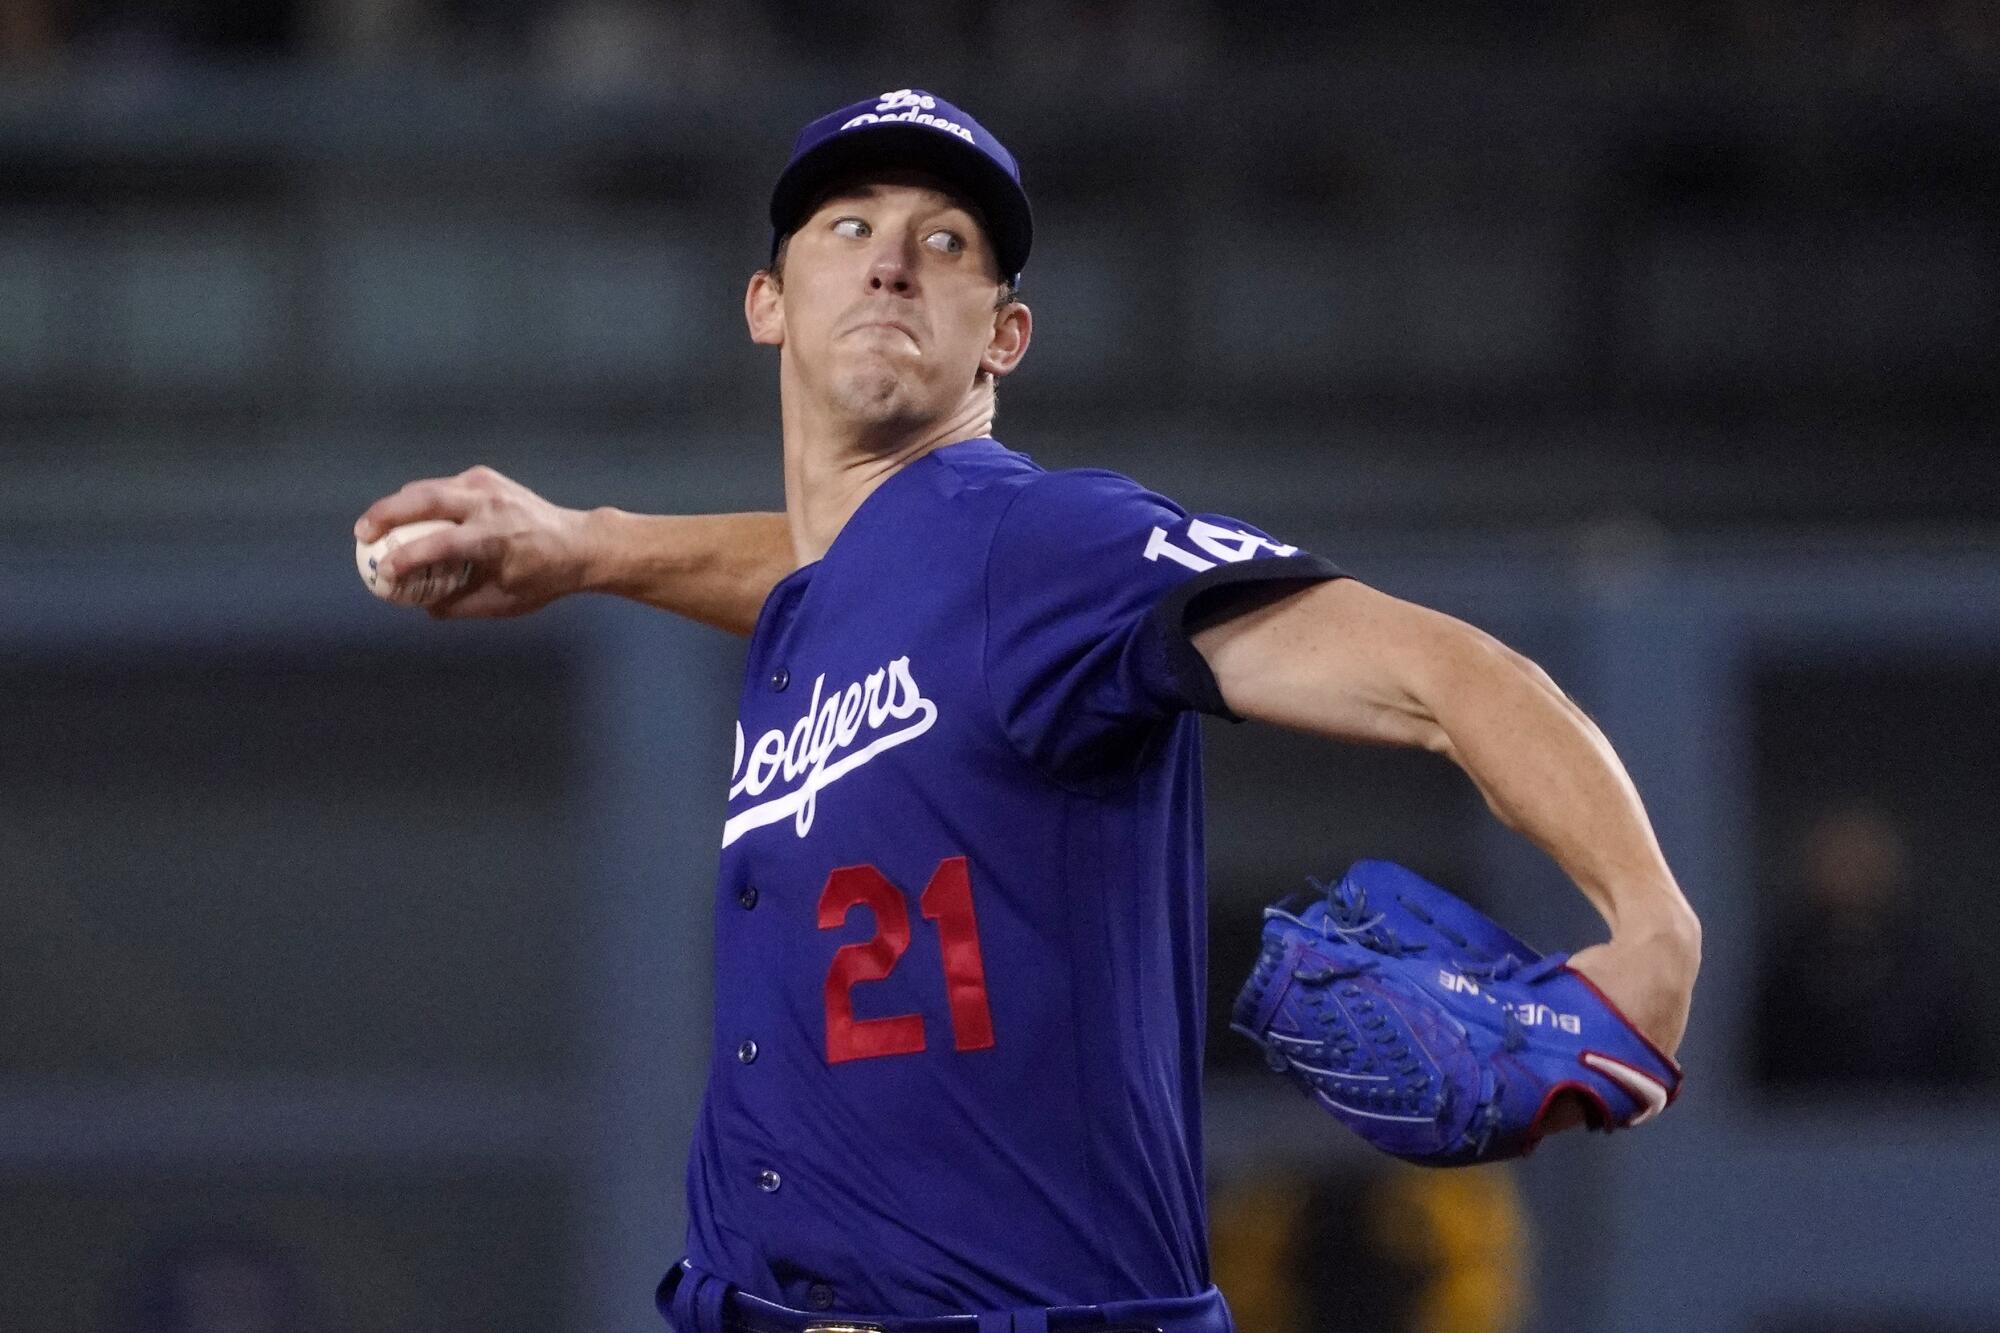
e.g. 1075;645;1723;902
866;232;917;295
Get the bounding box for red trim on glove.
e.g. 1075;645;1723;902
1526;1079;1617;1149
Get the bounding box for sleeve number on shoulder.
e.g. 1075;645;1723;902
817;855;996;1065
1143;519;1298;573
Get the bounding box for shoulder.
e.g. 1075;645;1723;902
911;436;1043;497
916;438;1169;510
906;439;1184;553
1008;465;1183;522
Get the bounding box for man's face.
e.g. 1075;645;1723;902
747;171;1028;432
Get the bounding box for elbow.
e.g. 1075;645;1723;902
1412;714;1457;759
1400;627;1498;759
1423;617;1531;704
1376;615;1518;759
1489;635;1572;706
1447;624;1602;739
1412;620;1580;762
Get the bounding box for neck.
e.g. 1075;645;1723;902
778;376;997;566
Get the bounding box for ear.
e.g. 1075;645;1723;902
980;300;1032;379
745;269;785;347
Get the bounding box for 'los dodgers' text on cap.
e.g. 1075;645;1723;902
768;88;1033;284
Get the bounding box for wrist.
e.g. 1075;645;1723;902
571;505;629;596
1613;901;1703;966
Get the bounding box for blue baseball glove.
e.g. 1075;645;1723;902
1232;860;1682;1166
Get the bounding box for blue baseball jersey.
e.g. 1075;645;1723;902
681;436;1341;1316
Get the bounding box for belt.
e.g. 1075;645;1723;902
658;1260;1233;1333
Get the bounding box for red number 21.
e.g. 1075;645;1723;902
817;856;996;1065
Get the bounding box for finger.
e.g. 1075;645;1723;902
374;525;494;588
383;559;472;607
355;477;479;543
427;583;522;620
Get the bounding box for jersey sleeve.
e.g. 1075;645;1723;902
982;468;1344;780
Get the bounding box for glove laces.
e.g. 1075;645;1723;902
1306;875;1426;957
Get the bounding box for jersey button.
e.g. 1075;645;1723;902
808;1283;835;1311
737;1039;758;1064
756;1168;781;1193
738;885;758;910
768;667;790;691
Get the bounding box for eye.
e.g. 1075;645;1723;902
832;217;870;239
923;228;965;255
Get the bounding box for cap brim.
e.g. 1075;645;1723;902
769;122;1031;282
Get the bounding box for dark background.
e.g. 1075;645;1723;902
3;4;1996;1331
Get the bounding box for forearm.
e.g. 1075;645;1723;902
579;508;795;636
1421;632;1698;943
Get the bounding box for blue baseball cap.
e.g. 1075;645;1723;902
769;88;1032;285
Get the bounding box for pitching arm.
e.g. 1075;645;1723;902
356;465;794;636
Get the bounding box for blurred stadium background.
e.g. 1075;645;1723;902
3;2;1997;1331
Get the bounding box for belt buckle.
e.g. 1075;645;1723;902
804;1326;883;1333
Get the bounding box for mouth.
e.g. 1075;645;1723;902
847;319;920;348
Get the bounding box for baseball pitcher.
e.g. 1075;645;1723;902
356;89;1701;1333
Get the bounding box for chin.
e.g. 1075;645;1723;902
830;366;926;427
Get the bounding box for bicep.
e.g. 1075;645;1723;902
1190;578;1495;751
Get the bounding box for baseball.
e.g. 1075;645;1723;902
355;519;472;605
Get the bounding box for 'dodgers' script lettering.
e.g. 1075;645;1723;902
724;655;938;847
